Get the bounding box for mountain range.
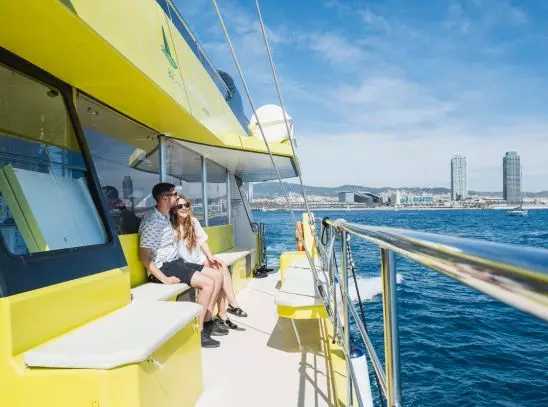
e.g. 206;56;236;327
251;182;548;198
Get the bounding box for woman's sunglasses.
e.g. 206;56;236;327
176;203;190;209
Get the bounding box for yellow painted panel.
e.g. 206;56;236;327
118;233;147;288
2;269;129;355
0;169;40;253
2;165;48;252
0;0;295;159
204;224;234;254
321;318;352;407
0;318;201;407
279;251;308;282
277;305;328;320
230;257;250;296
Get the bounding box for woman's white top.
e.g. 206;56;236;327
176;217;208;265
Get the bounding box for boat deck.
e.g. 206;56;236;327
196;270;342;407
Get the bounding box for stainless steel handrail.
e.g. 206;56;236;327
326;220;548;321
322;218;548;407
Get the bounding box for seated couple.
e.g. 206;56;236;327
138;183;247;348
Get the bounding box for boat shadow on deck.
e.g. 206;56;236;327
266;317;343;407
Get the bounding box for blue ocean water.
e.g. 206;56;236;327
253;209;548;407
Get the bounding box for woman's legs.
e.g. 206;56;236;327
203;259;239;319
189;272;214;328
201;266;224;318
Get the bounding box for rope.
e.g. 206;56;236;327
210;0;324;294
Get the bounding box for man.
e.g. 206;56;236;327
138;183;227;348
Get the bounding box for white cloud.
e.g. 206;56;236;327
331;76;453;128
360;8;391;34
306;32;369;66
175;0;546;192
296;124;548;192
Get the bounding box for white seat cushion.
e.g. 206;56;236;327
215;247;255;266
131;282;190;301
275;267;327;308
25;301;202;369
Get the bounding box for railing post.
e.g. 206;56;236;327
201;156;208;226
341;232;353;406
380;249;402;406
158;134;168;182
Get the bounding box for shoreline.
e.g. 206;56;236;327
252;206;548;212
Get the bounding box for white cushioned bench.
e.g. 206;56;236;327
131;282;190;302
215;247;256;266
25;301;201;369
275;266;327;309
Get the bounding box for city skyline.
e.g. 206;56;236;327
179;1;548;191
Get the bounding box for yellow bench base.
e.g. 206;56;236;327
0;270;203;407
277;304;328;320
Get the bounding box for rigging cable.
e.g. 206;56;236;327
210;0;329;298
253;0;321;250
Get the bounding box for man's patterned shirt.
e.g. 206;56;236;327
138;208;178;269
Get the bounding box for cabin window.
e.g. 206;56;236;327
164;138;205;224
206;160;229;226
77;95;160;235
0;64;107;255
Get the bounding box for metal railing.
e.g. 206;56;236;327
320;218;548;407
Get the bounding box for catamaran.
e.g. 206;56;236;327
0;1;547;407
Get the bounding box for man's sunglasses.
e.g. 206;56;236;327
176;203;190;209
163;192;178;197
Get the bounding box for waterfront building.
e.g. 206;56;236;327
337;191;373;204
450;153;468;201
390;190;401;207
503;151;521;202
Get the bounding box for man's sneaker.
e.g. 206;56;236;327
201;331;220;348
205;319;229;336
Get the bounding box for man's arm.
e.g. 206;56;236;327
139;247;179;284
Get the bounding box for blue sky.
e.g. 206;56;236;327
176;0;548;192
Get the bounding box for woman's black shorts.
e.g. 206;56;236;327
158;258;204;285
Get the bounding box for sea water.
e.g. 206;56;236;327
253;209;548;407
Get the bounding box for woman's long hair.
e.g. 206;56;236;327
170;196;197;251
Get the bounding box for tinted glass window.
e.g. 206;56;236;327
77;95;160;235
165;138;205;224
206;160;228;226
0;64;106;254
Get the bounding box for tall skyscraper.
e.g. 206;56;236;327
503;151;521;202
450;153;468;201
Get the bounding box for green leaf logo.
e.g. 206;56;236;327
161;27;178;70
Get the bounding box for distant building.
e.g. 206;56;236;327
338;192;354;203
122;175;133;208
450;153;468;201
337;191;373;204
359;191;381;204
503;151;521;202
390;190;401;207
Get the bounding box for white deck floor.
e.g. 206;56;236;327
196;271;339;407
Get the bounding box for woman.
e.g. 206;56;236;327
170;196;247;329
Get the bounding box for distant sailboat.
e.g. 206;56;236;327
507;170;528;216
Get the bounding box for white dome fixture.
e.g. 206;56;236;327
249;104;294;144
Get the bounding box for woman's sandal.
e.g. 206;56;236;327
227;305;248;317
218;314;238;330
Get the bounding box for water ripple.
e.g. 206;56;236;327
255;209;548;406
